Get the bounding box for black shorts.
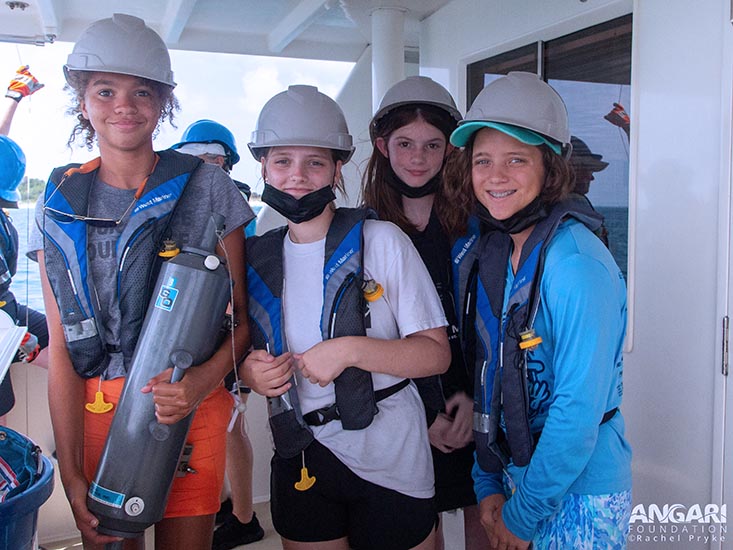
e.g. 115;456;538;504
432;442;478;512
270;439;436;550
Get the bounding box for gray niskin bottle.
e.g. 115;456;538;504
87;214;232;538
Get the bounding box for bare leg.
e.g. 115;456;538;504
227;407;254;523
155;515;215;550
463;504;491;550
434;516;445;550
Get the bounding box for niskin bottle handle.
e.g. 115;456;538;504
148;350;194;440
169;350;193;383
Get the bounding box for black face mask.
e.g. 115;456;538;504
261;183;336;224
385;168;441;199
476;196;548;234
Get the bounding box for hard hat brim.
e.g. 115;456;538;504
450;121;561;155
248;142;354;164
64;64;176;89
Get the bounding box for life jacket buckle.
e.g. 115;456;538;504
473;411;491;433
63;318;99;342
518;328;542;351
176;444;196;477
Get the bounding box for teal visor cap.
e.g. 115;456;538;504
450;121;561;155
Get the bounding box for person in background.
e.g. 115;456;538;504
241;84;450;550
171;119;252;198
569;135;610;246
29;14;253;549
172;119;264;549
0;66;48;423
446;72;632;549
361;75;488;550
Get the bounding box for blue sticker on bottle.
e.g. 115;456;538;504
89;481;125;508
155;276;179;311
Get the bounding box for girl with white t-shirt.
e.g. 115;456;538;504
240;85;450;550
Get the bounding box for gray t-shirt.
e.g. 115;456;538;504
29;161;255;379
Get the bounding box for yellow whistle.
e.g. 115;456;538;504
363;280;384;302
85;391;114;414
158;240;180;258
294;467;316;491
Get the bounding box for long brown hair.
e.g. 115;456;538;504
442;129;575;216
361;104;466;237
65;71;180;150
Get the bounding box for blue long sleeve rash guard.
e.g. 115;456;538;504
472;218;632;541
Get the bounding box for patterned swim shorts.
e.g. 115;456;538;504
531;490;632;550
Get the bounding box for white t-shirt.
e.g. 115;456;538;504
282;219;447;499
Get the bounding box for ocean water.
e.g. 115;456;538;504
9;206;45;313
596;206;629;281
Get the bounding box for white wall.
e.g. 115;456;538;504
626;2;725;529
337;45;375;206
421;1;730;548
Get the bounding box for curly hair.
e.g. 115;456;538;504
442;129;574;218
360;104;467;238
65;71;180;150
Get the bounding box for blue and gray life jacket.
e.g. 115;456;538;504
42;150;202;378
248;208;411;458
457;198;616;473
451;216;481;336
0;209;18;305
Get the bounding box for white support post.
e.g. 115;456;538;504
370;7;407;113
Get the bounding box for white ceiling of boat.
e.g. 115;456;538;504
0;0;452;61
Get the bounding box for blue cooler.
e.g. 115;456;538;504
0;427;55;550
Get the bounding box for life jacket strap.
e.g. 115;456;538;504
303;379;410;426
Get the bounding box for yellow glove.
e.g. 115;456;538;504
6;65;44;102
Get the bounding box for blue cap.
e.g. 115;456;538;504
172;119;240;166
0;136;25;204
450;121;561;155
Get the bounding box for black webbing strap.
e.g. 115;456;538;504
531;407;619;447
303;379;411;426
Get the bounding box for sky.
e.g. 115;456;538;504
0;41;354;195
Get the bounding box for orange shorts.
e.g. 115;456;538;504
83;377;233;518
